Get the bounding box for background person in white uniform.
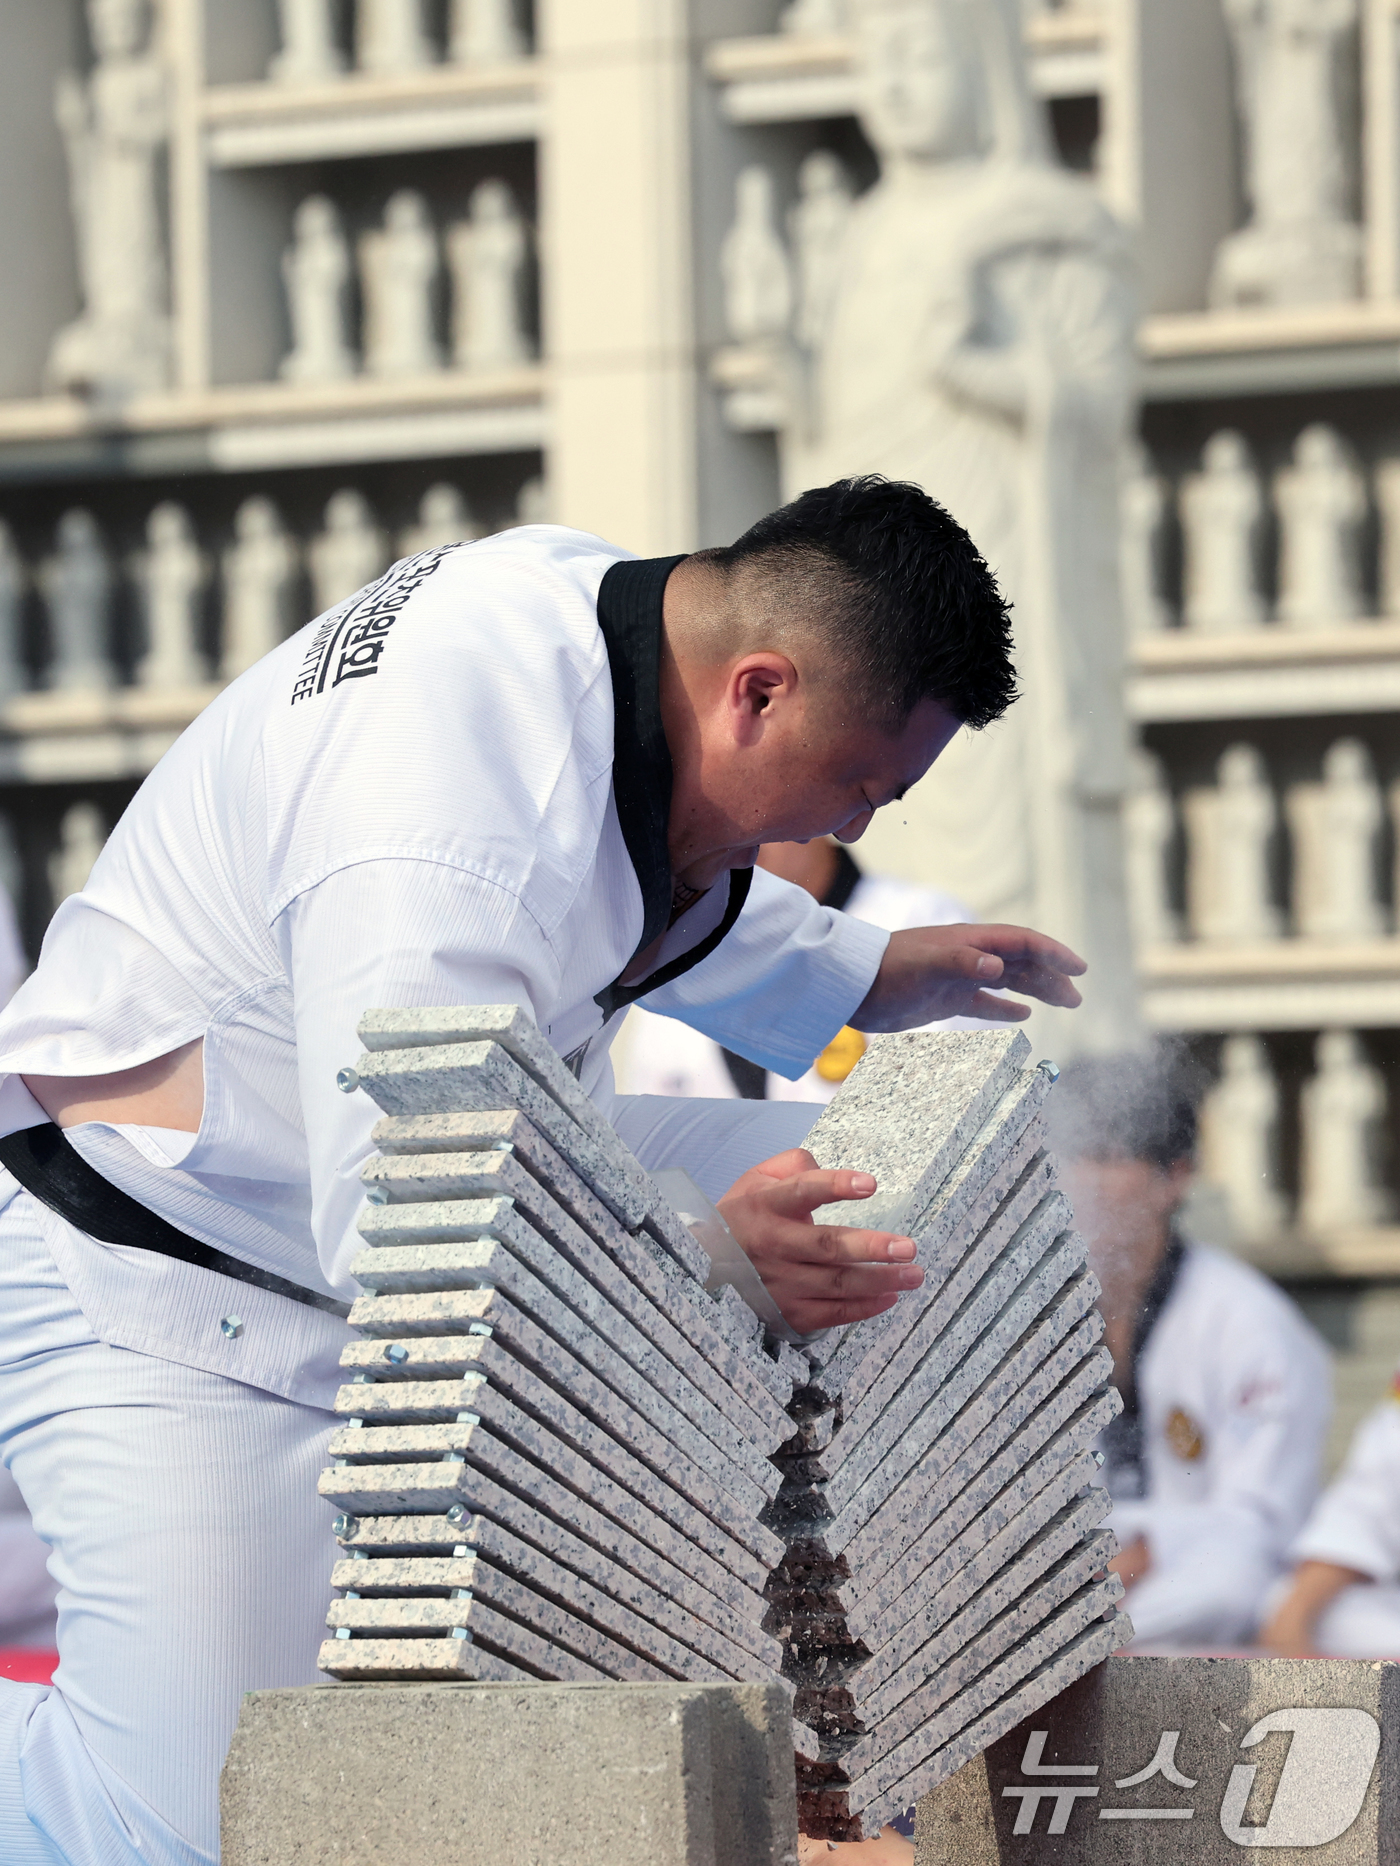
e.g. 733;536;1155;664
0;477;1089;1866
1049;1053;1332;1649
1261;1366;1400;1657
621;836;975;1103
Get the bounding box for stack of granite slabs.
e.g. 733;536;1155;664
317;1004;798;1687
766;1029;1132;1839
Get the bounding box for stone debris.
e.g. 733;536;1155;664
317;1015;1127;1840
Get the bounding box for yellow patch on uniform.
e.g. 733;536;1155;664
1165;1407;1205;1462
815;1026;867;1084
1388;1368;1400;1406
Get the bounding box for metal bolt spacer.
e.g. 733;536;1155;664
450;1627;471;1641
1037;1059;1061;1085
468;1322;493;1338
364;1184;389;1205
332;1514;357;1538
446;1504;466;1524
1093;1451;1105;1467
336;1067;360;1094
384;1343;409;1365
220;1315;243;1340
334;1627;352;1640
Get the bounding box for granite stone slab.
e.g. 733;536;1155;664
333;1512;714;1680
350;1228;779;1507
335;1354;780;1579
356;1199;784;1496
324;1592;606;1682
315;1634;530;1683
823;1233;1087;1540
833;1272;1102;1565
318;1455;769;1681
839;1324;1110;1596
353;1040;649;1228
322;1419;776;1668
329;1553;661;1679
915;1656;1400;1866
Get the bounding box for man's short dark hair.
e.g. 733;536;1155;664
696;475;1018;728
1046;1047;1205;1171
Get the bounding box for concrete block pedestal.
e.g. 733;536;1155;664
220;1680;799;1866
915;1656;1398;1865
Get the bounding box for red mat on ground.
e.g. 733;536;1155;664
0;1649;57;1684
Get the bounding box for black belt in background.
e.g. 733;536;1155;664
0;1121;351;1319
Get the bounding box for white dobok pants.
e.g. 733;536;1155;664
0;1096;821;1863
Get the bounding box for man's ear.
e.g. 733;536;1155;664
727;652;799;745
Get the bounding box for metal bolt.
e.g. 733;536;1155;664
347;1417;364;1429
1037;1059;1061;1085
335;1627;352;1640
336;1067;360;1094
450;1627;471;1641
453;1545;469;1558
220;1315;243;1340
344;1590;360;1601
446;1504;466;1524
364;1184;389;1205
384;1343;409;1365
351;1372;374;1385
491;1139;512;1152
332;1514;357;1538
455;1411;480;1427
1093;1451;1105;1467
450;1588;473;1602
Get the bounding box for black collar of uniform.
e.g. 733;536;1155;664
1098;1228;1188;1500
824;845;863;913
594;554;753;1015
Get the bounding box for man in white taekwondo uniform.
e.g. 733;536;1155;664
0;476;1086;1865
1049;1055;1331;1650
1261;1365;1400;1657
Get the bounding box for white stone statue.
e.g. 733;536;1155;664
356;0;435;73
720;166;794;345
1198;1034;1287;1244
515;475;549;524
790;150;854;354
221;498;301;680
0;524;28;704
766;0;1140;1055
1180;430;1266;632
1375;457;1400;619
281;196;357;382
1211;0;1362;308
1286;737;1385;941
1299;1028;1394;1231
398;484;479;556
780;0;848;30
49;802;106;909
135;503;207;690
1184;742;1281;943
39;511;114;693
360;190;442;378
1123;749;1180;945
1120;439;1173;636
1275;422;1366;627
446;180;532;372
48;0;171;397
269;0;347;82
309;490;388;613
449;0;526;62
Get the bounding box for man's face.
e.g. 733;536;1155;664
1060;1154;1190;1321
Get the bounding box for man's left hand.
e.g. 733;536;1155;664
853;923;1086;1031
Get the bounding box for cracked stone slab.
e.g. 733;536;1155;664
351;1221;780;1506
333;1513;717;1681
322;1419;776;1669
330;1554;661;1680
356;1199;784;1496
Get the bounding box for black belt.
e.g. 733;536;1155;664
0;1121;352;1319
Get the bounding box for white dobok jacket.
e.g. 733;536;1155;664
1289;1373;1400;1657
1103;1241;1331;1648
0;529;887;1407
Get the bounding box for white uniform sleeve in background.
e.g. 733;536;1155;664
1292;1390;1400;1583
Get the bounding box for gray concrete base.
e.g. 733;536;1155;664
220;1680;798;1866
915;1655;1398;1865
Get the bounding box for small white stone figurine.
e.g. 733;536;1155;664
1120;440;1173;636
40;510;114;693
398;484;479;556
360;190;442;378
135;503;207;690
48;0;172;397
309;490;389;613
281;196;357;382
1375;457;1400;619
449;0;526;62
1184;742;1281;943
1180;431;1265;632
1286;738;1385;941
1275;423;1366;628
221;498;300;680
49;802;106;910
790;150;853;354
446;180;532;372
356;0;434;74
721;167;793;346
1299;1029;1394;1232
0;524;28;704
1198;1034;1287;1244
1123;749;1180;946
270;0;346;82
